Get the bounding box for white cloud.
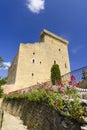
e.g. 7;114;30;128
26;0;45;14
3;62;11;70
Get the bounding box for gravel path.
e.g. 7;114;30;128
2;112;28;130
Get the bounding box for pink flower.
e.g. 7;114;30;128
71;75;76;81
50;85;52;88
60;83;65;88
43;83;47;86
58;86;64;92
52;89;54;92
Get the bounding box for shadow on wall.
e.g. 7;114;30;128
0;108;4;129
2;99;80;130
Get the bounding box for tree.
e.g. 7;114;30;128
82;70;87;80
0;87;3;98
51;64;62;85
0;77;7;87
0;57;3;68
0;77;7;98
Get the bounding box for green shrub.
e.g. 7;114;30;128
64;86;79;99
0;77;7;87
4;86;85;122
67;98;84;121
0;56;3;68
0;87;3;98
51;64;61;85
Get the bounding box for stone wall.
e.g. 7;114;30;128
6;29;70;93
7;51;19;84
2;99;80;130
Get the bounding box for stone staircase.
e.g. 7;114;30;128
78;90;87;130
76;88;87;93
81;125;87;130
80;115;87;130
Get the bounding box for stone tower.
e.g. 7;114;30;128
5;29;70;93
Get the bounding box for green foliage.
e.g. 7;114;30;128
0;77;7;87
4;86;85;122
64;86;79;99
51;64;61;85
49;92;64;111
0;57;3;63
67;98;84;121
0;57;4;68
4;90;49;102
24;89;49;103
4;89;64;111
0;88;3;98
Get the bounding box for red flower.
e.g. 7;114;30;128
54;101;58;107
56;79;60;85
58;86;64;92
58;87;61;92
45;89;49;94
43;82;47;86
68;81;72;86
76;82;80;87
71;75;76;81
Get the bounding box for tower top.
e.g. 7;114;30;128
40;29;69;44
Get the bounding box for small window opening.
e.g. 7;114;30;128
54;60;56;64
32;59;35;63
32;73;34;76
33;52;35;55
65;63;67;68
59;49;61;51
40;61;42;64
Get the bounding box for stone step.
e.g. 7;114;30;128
80;99;87;105
81;117;87;124
81;125;87;130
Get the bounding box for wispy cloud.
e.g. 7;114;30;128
26;0;45;14
71;45;84;54
2;62;11;70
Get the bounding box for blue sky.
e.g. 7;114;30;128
0;0;87;77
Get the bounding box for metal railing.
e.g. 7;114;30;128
62;66;87;87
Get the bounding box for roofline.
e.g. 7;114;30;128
40;29;69;44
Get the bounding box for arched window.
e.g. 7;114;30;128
32;59;35;63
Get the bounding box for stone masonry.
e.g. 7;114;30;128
3;29;70;93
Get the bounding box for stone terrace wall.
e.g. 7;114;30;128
2;99;80;130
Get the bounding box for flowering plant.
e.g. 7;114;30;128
5;75;85;122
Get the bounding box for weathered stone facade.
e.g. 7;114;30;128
4;29;70;93
2;99;80;130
